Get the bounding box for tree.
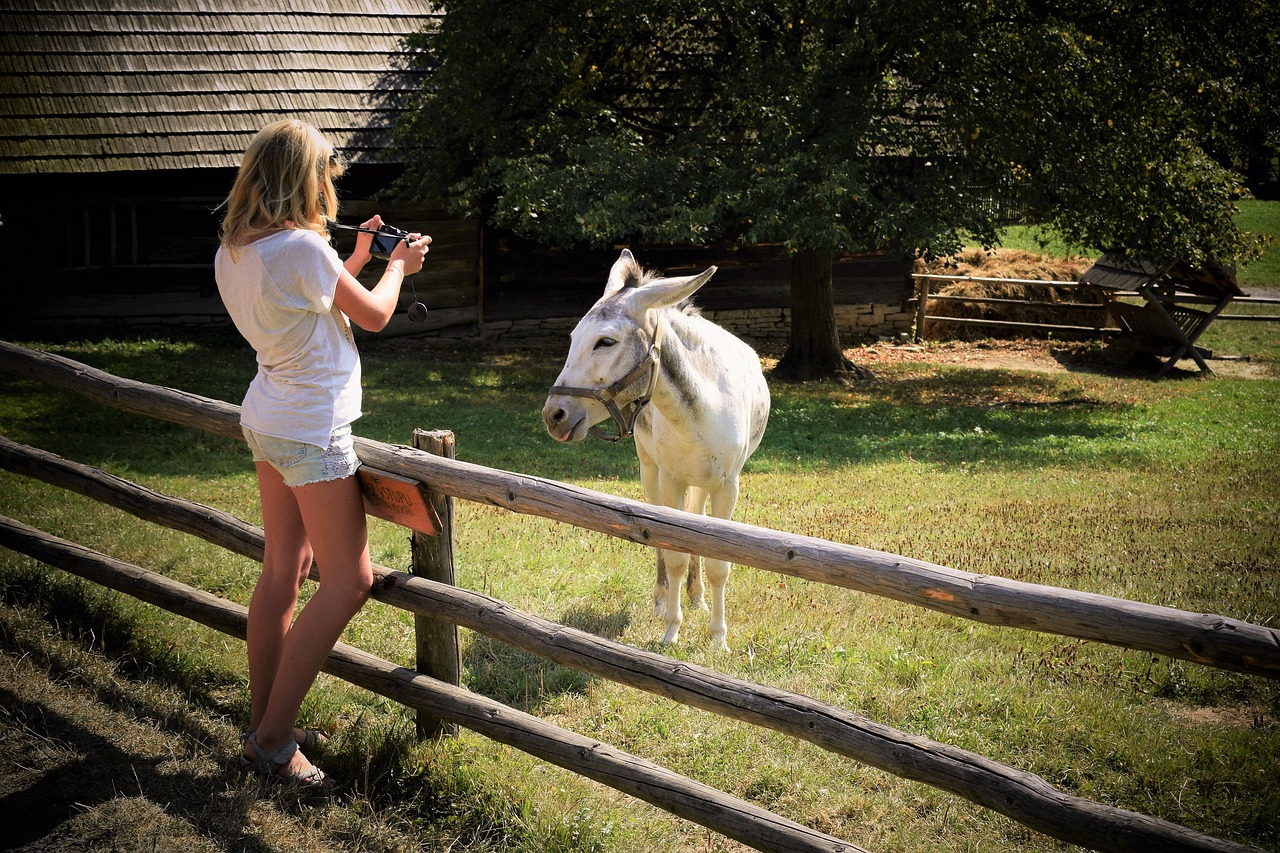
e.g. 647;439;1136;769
391;0;1269;380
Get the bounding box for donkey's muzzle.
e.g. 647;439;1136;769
542;395;587;442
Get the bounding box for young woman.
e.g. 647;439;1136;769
216;119;431;786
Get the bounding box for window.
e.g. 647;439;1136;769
64;200;220;269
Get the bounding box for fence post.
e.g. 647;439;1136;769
914;275;930;343
410;428;460;739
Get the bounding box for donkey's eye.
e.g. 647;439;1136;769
593;338;616;350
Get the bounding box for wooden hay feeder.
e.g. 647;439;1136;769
1078;253;1242;376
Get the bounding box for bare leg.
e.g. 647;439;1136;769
246;463;312;736
246;463;372;777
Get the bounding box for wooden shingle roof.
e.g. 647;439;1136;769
0;0;440;174
1080;252;1243;298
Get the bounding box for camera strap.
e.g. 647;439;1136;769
329;222;384;237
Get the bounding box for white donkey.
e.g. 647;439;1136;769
542;250;770;649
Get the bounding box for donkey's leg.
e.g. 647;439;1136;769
659;547;691;644
657;470;690;644
637;444;667;616
682;486;710;613
704;478;741;651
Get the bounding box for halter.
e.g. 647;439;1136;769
549;321;664;442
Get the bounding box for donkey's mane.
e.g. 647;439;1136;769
619;260;651;290
672;298;702;318
618;259;702;317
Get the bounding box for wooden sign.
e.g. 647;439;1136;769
357;466;441;536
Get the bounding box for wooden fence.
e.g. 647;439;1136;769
0;340;1274;853
911;273;1280;342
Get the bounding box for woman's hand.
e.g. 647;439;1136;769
341;214;383;278
351;215;383;264
334;226;430;333
390;232;431;275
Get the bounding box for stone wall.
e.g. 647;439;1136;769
706;303;916;345
478;302;916;347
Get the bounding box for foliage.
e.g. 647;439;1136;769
392;0;1272;266
946;0;1278;267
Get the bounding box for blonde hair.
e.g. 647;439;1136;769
219;119;346;248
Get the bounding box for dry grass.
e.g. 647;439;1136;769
917;247;1096;282
915;248;1105;341
0;599;470;852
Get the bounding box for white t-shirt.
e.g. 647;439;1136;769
215;228;361;448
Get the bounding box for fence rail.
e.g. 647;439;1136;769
0;340;1274;853
910;274;1280;341
4;342;1271;679
0;514;852;853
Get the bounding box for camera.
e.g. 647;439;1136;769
369;224;410;259
328;220;412;258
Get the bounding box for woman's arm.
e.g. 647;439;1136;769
343;215;379;278
334;231;431;332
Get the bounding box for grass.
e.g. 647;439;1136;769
1235;199;1280;290
1;202;1278;853
1;319;1277;852
994;223;1094;259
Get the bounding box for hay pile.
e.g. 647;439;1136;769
914;248;1103;340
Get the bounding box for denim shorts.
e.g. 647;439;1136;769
242;424;360;487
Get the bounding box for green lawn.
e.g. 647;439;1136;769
0;330;1276;853
1235;199;1280;289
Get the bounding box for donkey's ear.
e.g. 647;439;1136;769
635;265;717;310
604;249;641;296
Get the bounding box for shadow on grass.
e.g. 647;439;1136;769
2;333;1152;486
0;589;280;852
0;563;249;724
460;604;630;712
0;684;275;853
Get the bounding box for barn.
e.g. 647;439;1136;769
0;0;914;345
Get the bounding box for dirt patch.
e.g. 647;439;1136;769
854;339;1072;373
846;338;1273;380
1168;703;1266;730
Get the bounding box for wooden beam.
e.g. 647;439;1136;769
0;515;858;853
0;454;1263;853
1;341;1277;680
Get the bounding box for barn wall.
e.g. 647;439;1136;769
3;176;911;346
0;168;482;340
480;239;915;346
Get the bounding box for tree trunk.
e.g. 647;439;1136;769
772;248;856;381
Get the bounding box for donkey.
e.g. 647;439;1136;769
542;250;770;650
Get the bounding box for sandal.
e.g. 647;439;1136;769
239;731;328;788
241;727;329;752
297;727;329;751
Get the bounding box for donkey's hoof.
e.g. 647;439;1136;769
661;625;681;645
